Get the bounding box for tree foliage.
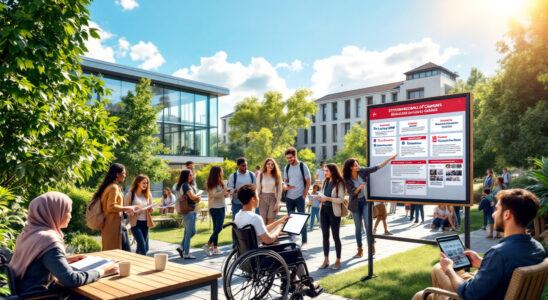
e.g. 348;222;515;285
330;123;368;165
0;0;120;198
111;78;169;184
228;89;317;166
297;148;317;172
218;142;245;161
195;160;237;189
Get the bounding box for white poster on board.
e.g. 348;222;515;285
430;133;463;157
405;181;427;196
372;137;396;156
430;115;463;133
391;180;405;195
372;122;397;137
400;136;428;158
399;119;428;135
391;160;427;179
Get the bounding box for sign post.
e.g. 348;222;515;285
361;93;473;281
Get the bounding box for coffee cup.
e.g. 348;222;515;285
119;261;131;277
154;254;167;271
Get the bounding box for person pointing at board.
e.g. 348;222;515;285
342;154;397;258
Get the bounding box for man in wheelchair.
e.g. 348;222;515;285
229;183;323;299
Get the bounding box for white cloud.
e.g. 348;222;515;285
173;51;293;117
129;41;166;70
83;21;116;63
115;0;139;11
311;38;460;97
116;37;130;58
276;59;304;72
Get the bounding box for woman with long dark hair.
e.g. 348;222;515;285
93;163;135;251
317;163;346;270
203;166;229;256
257;158;283;225
176;169;201;259
124;174;155;255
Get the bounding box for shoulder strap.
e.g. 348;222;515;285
299;162;306;187
249;172;254;184
131;191;135;204
285;164;290;179
233;171;238;187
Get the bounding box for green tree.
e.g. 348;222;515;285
111;78;169;184
218;141;245;161
195;160;237;188
331;123;368;165
0;0;119;198
297;148;317;172
229;89;317;162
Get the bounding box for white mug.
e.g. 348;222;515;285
154;254;167;271
119;261;131;277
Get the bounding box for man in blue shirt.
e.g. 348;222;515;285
414;189;546;300
502;167;511;189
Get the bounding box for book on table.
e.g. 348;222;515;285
70;256;114;272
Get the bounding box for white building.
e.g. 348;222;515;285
220;112;234;144
295;62;458;160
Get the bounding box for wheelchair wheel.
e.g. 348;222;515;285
224;249;290;300
222;248;238;277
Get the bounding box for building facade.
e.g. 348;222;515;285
295;62;458;160
220;112;234;144
81;57;229;168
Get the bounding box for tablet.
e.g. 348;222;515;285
436;235;471;270
282;213;310;235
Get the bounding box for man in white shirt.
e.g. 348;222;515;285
228;157;257;219
284;147;311;249
315;161;326;184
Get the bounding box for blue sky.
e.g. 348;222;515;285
86;0;528;117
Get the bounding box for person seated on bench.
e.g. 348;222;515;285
10;192;119;297
234;184;320;289
413;189;546;300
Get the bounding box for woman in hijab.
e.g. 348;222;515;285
11;192;118;296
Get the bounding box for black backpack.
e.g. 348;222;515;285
282;162;306;202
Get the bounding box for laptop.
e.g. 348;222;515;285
282;212;310;235
436;235;472;270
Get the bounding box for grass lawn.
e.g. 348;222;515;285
457;204;483;234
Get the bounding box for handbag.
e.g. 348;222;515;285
176;185;199;214
341;199;349;218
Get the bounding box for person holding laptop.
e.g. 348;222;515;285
413;189;545;300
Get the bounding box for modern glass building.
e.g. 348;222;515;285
80;57;229;167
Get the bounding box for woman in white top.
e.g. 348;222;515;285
202;166;230;256
160;187;176;214
123;174;155;255
257;158;283;225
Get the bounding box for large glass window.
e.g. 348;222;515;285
195;94;208;126
322;146;327;159
150;85;163;120
181;126;194;155
332;102;338;120
209;96;218;127
121;81;136;99
381;95;386;103
322;104;327;121
195;128;208;156
355;98;361;118
344;123;351;135
163;124;180;155
304;129;308;144
311;126;316;143
332;124;337;142
209;128;218;156
181;92;194;125
344;100;351;119
407;89;424;99
322;125;326;143
392;93;398;102
163;89;180;123
102;77;122;105
367;96;373;105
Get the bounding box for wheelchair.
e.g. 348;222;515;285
222;223;323;300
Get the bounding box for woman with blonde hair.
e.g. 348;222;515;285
124;174;155;255
257;158;283;225
203;165;230;256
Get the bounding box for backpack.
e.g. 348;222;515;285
86;197;105;231
232;171;255;187
282;162;306;202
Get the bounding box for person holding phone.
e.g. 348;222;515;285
413;189;545;300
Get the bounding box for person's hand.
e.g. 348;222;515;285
357;183;366;191
100;262;119;277
273;203;279;212
279;215;291;224
463;250;482;268
123;207;136;214
67;254;87;264
321;197;331;202
440;253;454;272
148;207;154;213
389;154;398;161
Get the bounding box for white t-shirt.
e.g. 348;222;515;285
434;206;451;218
234;210;267;246
133;194;148;221
315;168;325;182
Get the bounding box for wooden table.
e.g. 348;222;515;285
72;250;221;300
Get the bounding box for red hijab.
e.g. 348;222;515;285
10;192;72;279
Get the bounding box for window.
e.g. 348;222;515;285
311;126;316;143
223;136;226;143
311;146;316;154
322;104;327;121
311;113;316;123
407;88;424;99
381;94;386;103
322;125;326;143
322;146;327;159
344;122;351;135
355;98;361;118
344;100;351;119
332;124;337;142
332;102;338;120
367;96;373;105
304;129;308;144
333;145;338;155
222;119;227;133
392;93;398;102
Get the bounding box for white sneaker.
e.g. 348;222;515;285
211;248;223;255
301;243;308;251
439;227;443;232
202;244;211;256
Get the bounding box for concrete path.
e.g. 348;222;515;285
137;205;496;299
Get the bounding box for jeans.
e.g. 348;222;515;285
320;205;341;258
352;198;375;247
432;218;450;228
310;206;320;230
208;207;225;247
414;205;424;222
454;206;461;226
483;212;494;225
231;202;243;247
409;204;416;221
180;212;196;254
286;197;307;243
131;220;149;255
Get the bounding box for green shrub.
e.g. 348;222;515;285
67;234;101;254
58;185;97;235
473;184;483;204
165;169;182;191
195;160;237;189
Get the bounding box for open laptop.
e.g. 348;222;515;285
436;234;472;270
282;212;310;235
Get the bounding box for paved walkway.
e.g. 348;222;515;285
138;205;496;299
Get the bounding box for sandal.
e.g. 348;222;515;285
332;262;341;270
319;261;329;269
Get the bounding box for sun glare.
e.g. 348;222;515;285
486;0;529;21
